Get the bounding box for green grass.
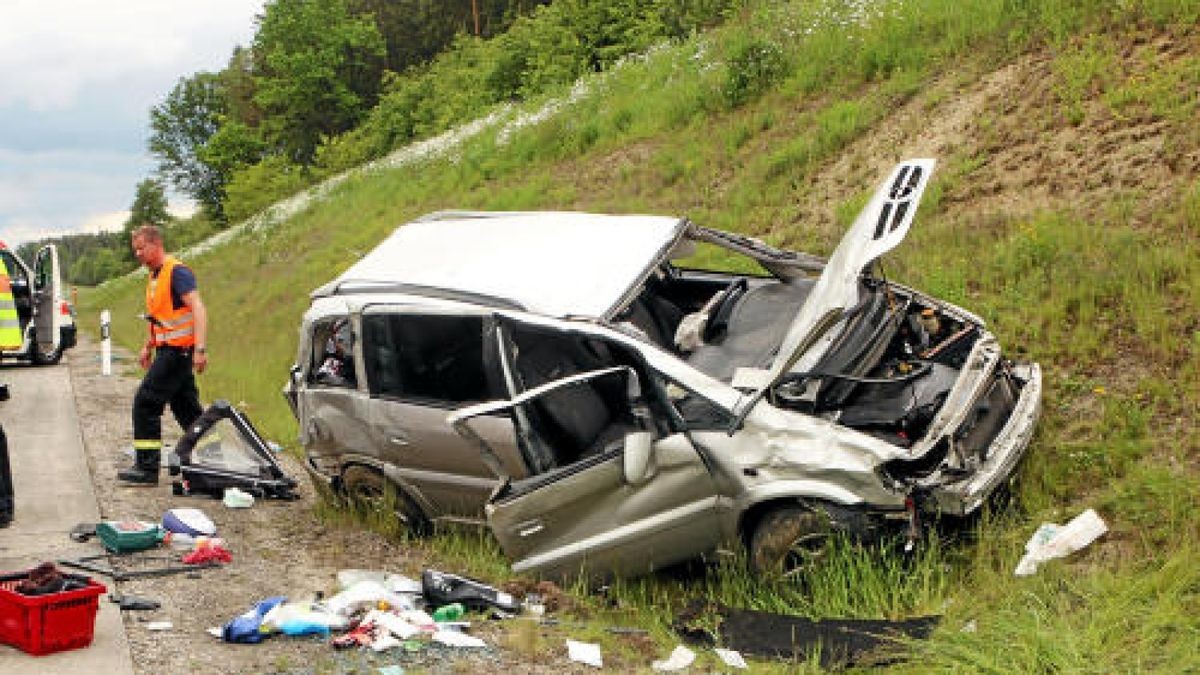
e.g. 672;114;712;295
78;0;1200;671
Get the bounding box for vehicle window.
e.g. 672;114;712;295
362;313;496;404
661;377;733;430
33;248;50;291
308;317;357;389
0;251;26;286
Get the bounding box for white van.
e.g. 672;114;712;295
0;244;75;365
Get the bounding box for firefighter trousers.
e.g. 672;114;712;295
133;345;204;456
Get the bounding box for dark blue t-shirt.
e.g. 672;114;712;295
152;264;197;310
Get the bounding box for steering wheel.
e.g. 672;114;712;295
702;278;748;341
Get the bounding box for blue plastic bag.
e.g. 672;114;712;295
223;596;287;643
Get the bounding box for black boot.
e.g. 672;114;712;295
118;449;160;485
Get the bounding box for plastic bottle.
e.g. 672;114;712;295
165;531;197;550
432;602;465;622
193;536;227;551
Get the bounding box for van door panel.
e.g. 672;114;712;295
486;431;722;578
32;246;62;352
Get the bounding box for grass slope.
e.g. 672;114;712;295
82;0;1199;671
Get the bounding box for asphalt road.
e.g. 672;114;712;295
0;358;134;673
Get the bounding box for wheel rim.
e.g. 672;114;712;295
780;530;828;579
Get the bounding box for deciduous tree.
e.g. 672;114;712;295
252;0;386;164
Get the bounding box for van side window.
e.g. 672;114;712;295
362;313;495;404
309;317;356;388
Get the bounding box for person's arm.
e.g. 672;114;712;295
139;322;154;369
181;290;208;373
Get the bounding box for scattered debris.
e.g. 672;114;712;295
3;562;91;595
652;644;696;671
1015;508;1108;576
675;600;939;669
60;552;221;581
109;593;161;611
162;507;216;536
182;538;233;565
326;579;417;616
567;639;603;668
714;648;748;669
337;568;422;594
423;569;520;613
961;620;978;633
222;596;287;644
68;522;96;542
223;487;255;509
96;520;164;553
146;621;173;631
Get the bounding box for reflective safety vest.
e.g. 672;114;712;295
146;255;195;347
0;258;22;350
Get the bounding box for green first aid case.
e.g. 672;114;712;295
96;521;164;553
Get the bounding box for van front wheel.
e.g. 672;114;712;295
749;506;831;579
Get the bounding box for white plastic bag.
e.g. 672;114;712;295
326;580;416;616
1015;508;1107;576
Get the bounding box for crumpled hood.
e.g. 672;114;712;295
743;159;937;410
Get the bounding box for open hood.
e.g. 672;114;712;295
739;159;936;415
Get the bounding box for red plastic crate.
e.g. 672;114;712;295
0;574;106;656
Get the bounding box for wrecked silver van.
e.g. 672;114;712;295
285;159;1041;578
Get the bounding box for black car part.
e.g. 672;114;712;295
168;399;299;500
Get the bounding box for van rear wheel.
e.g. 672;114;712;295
341;465;431;536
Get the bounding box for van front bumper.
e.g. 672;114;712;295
930;361;1042;515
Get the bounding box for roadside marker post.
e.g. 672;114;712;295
100;310;111;375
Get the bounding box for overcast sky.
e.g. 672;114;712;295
0;0;267;247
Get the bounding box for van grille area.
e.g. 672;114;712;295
952;368;1019;469
881;365;1021;485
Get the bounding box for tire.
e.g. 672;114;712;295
748;505;831;579
29;342;63;366
341;465;431;536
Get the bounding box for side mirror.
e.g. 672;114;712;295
623;431;655;485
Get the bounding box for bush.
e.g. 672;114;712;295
722;38;786;107
223;156;315;224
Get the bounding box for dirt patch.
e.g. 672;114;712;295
67;333;592;674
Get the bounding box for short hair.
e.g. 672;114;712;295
132;225;163;245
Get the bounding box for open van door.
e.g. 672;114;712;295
31;245;64;364
449;366;724;579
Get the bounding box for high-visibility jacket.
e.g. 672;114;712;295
146;255;195;348
0;259;22;350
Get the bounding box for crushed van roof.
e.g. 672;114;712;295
313;211;686;318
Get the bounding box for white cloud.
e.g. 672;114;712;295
0;0;265;243
0;147;146;245
80;210;129;235
0;1;264;110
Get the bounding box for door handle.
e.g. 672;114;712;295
516;520;544;538
388;433;411;447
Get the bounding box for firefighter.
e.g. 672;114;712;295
118;225;208;485
0;254;22;351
